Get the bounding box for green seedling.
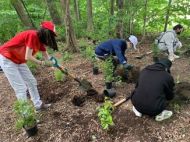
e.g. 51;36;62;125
97;98;114;130
35;52;43;60
13;100;37;130
151;43;160;57
54;69;65;81
62;51;73;61
100;56;114;82
27;61;37;74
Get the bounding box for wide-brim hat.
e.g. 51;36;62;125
157;58;172;70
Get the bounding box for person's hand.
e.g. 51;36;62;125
41;60;54;67
123;63;133;70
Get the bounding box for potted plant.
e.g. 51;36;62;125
97;98;114;130
101;57;114;89
13;100;38;137
152;44;160;62
85;46;99;75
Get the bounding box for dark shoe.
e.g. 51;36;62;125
36;103;51;111
0;67;3;72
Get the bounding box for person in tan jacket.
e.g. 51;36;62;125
157;24;183;61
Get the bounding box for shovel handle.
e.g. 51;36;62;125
113;95;132;107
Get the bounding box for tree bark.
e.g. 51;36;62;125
46;0;62;25
61;0;78;52
110;0;114;15
140;0;148;43
74;0;80;20
164;0;172;32
11;0;35;29
87;0;93;32
115;0;124;38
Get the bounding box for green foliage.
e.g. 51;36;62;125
27;61;37;74
13;100;37;130
35;52;43;60
97;98;114;130
100;56;114;82
54;69;64;81
151;44;160;57
61;51;73;61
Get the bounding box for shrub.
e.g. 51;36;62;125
27;61;37;74
54;69;64;81
97;98;114;130
151;44;160;57
13;100;37;130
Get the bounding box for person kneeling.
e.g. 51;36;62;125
131;58;175;121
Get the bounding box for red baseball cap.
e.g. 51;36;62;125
41;21;56;36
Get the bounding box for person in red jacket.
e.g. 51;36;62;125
0;21;57;111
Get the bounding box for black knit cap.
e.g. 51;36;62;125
157;58;172;70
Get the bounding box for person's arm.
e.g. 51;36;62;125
42;51;50;60
25;46;43;65
113;45;127;64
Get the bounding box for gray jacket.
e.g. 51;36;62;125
158;30;180;54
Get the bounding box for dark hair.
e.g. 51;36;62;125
173;24;183;30
37;28;58;51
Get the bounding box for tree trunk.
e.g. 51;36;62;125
115;0;124;38
140;0;148;43
87;0;93;32
46;0;62;25
61;0;77;52
11;0;35;29
74;0;80;20
110;0;114;15
164;0;172;32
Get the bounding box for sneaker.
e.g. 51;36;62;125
155;110;173;122
173;54;180;59
36;103;51;111
132;106;142;117
168;55;174;62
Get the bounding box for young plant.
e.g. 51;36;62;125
61;51;73;61
54;69;64;81
13;100;37;130
27;61;37;74
35;52;43;60
151;43;160;57
97;98;114;130
100;56;114;82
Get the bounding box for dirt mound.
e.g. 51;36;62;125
115;66;140;83
175;82;190;101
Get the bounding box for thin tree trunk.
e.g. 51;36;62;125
61;0;77;52
11;0;35;29
110;0;114;15
116;0;124;38
74;0;80;20
46;0;62;25
164;0;172;32
87;0;93;31
140;0;148;43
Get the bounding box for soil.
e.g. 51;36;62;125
1;42;190;142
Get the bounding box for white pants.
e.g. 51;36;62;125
158;41;182;53
0;54;42;108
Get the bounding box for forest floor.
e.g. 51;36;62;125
0;41;190;142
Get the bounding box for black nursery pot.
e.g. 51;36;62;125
153;56;159;63
25;125;38;137
103;89;116;98
93;66;99;75
105;82;112;89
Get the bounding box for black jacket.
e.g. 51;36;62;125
131;63;175;116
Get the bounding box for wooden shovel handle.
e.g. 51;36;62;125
113;98;127;107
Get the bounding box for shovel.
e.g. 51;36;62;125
113;95;132;108
50;57;93;92
134;51;152;59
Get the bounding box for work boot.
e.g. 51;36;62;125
0;66;3;72
36;103;51;112
132;106;142;117
155;110;173;122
